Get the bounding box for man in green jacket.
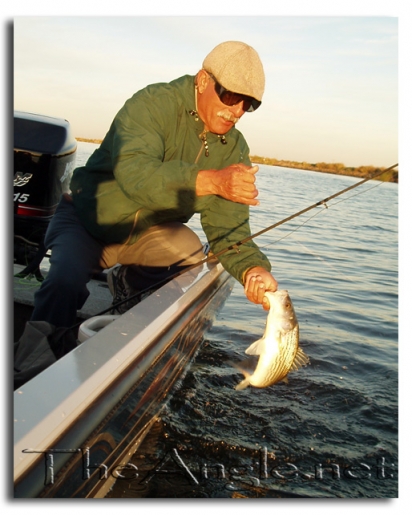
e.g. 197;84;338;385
31;40;278;327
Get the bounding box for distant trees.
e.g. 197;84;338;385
249;156;398;183
76;137;103;144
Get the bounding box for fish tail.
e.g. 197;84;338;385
229;360;252;390
235;376;251;390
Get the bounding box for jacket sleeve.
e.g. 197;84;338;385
200;195;272;284
100;86;200;211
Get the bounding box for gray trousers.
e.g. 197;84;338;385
31;195;205;327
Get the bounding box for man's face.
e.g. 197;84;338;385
196;70;246;135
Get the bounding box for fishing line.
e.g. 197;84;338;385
258;172;392;273
324;179;384;207
259;205;328;249
67;163;398;328
260;179;385;251
254;206;343;274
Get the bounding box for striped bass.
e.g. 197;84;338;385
235;290;309;390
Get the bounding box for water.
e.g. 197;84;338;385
76;142;398;498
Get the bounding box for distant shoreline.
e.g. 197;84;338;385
250;156;398;184
77;137;103;144
75;138;398;183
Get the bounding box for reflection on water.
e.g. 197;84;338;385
77;143;398;498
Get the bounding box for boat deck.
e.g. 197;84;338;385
14;260;114;326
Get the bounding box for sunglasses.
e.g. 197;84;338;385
209;74;261;113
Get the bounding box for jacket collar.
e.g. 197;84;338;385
175;74;234;141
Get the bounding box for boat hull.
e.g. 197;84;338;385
14;261;233;498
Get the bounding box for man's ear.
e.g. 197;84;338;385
195;70;210;94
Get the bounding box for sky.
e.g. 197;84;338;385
11;11;400;169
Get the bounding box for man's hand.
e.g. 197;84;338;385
196;164;260;206
244;267;278;310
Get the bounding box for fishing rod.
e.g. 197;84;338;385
79;162;398;325
211;162;398;260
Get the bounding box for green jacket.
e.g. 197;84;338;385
70;75;271;284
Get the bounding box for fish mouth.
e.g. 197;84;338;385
264;289;288;299
264;290;297;322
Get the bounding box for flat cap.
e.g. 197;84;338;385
202;41;265;101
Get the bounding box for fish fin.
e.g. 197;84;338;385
245;337;266;356
289;347;310;372
281;376;289;384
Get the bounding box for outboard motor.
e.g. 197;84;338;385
14;111;77;275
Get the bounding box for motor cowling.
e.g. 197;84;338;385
14;111;77;266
